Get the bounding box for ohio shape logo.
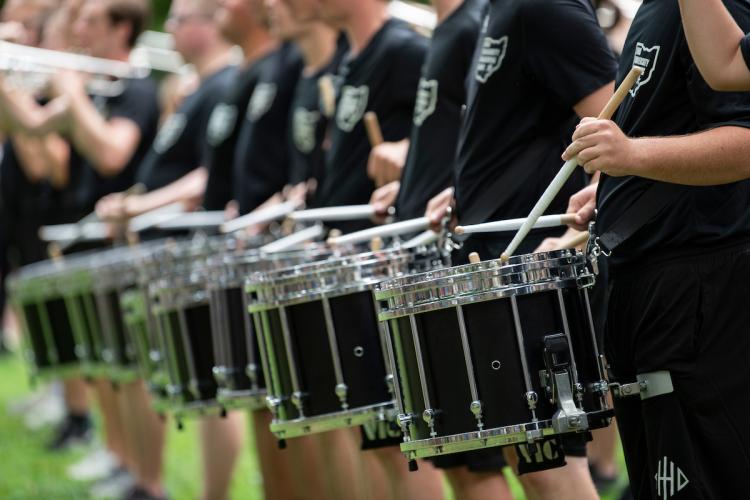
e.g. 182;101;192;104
247;83;277;122
413;78;438;126
475;36;508;84
631;43;660;97
336;85;369;132
292;108;320;154
207;103;237;147
153;113;186;154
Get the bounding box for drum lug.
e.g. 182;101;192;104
266;396;282;418
246;363;259;388
397;413;414;442
188;380;201;400
543;334;589;435
525;391;539;411
422;408;439;438
385;374;395;396
291;391;307;417
212;366;228;386
335;383;349;411
469;400;484;431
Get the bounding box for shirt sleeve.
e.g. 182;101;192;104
741;34;750;72
391;32;430;111
681;2;750;130
107;78;160;136
523;0;617;109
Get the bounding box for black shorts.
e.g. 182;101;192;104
606;238;750;499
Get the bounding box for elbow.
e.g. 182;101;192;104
95;150;131;177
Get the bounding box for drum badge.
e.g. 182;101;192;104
413;78;438;126
630;42;660;97
207;103;238;146
153;113;186;154
475;36;508;84
655;456;689;499
292;108;320;154
336;85;370;132
247;83;277;121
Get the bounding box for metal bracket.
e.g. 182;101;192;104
611;371;674;400
544;334;588;434
422;408;438;438
397;413;414;442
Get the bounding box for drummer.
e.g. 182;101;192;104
423;0;616;497
95;0;237;221
558;1;750;497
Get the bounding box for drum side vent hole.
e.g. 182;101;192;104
491;360;501;370
354;346;364;357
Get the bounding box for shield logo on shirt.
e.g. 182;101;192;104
247;83;278;122
413;78;438;127
475;36;508;84
293;108;321;154
630;43;661;97
207;103;238;147
336;85;370;132
153;113;187;154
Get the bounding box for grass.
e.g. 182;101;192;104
0;351;628;499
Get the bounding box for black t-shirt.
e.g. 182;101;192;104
597;0;750;268
315;19;429;225
395;0;484;220
202;57;271;211
287;36;348;189
136;66;236;191
231;43;303;214
455;0;616;240
73;77;160;216
740;33;750;71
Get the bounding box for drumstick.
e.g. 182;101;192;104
220;200;300;234
455;214;576;235
289;205;393;222
260;225;325;253
370;236;384;252
154;211;226;230
557;230;590;250
468;252;481;264
127;202;186;233
319;75;336;118
401;230;440;249
500;66;644;262
364;111;384;147
327;217;430;246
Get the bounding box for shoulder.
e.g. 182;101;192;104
383;20;429;63
521;0;598;23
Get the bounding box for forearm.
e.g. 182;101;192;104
678;0;750;90
38;135;71;189
630;126;750;185
0;89;69;135
132;167;208;215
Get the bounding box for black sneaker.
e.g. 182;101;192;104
47;413;93;451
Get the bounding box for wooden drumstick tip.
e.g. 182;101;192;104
500;253;510;263
328;228;342;238
468;252;481;264
454;226;465;235
318;76;336;118
370;236;384;252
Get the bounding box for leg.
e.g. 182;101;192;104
283;434;329;499
315;428;369;500
49;377;93;451
250;409;298;500
120;379;167;498
444;467;512;500
63;377;90;415
94;379;131;470
200;411;246;500
368;445;445;500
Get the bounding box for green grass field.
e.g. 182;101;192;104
0;352;627;499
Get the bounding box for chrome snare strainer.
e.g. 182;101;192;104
374;249;612;463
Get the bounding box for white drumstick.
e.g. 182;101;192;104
260;225;325;253
155;211;226;230
289;205;379;222
327;217;430;246
557;230;590;250
401;230;440;249
128;202;186;233
501;66;644;262
220;201;300;234
455;214;576;235
39;222;110;242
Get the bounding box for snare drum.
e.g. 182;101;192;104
247;245;447;441
374;249;611;462
206;243;333;412
9;258;86;381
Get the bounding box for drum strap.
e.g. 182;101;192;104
595;181;682;253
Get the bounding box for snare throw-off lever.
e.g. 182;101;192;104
543;334;588;435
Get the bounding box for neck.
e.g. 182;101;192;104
296;24;338;75
432;0;463;24
239;28;279;67
345;1;388;55
192;42;234;79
